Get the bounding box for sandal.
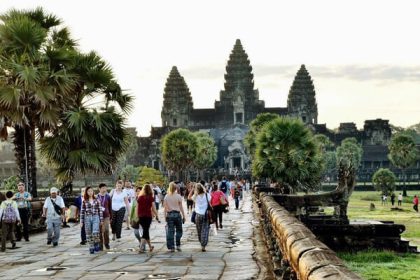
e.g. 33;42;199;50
149;246;154;252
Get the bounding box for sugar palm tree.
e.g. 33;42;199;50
388;133;419;196
39;50;133;194
252;117;323;193
0;8;76;197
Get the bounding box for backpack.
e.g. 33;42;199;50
220;181;227;193
3;203;17;223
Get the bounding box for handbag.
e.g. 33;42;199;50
191;211;196;224
205;194;214;224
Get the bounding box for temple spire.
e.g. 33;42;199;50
161;66;193;127
223;39;255;95
287;64;318;125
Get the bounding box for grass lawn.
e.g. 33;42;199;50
336;190;420;280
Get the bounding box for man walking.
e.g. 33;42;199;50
14;182;32;242
398;193;403;206
42;187;65;247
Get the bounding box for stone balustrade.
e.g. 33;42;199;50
258;192;362;280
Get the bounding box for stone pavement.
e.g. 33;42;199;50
0;193;261;280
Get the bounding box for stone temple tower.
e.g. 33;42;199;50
287;64;318;125
161;66;193;127
215;39;264;126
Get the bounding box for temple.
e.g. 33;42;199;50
131;39;420;181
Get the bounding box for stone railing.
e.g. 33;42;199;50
258;192;362;280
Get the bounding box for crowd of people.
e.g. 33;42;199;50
0;177;250;253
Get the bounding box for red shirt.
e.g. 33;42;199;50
414;196;419;206
137;195;154;218
211;190;225;207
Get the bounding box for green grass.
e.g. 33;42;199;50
338;250;420;280
338;191;420;279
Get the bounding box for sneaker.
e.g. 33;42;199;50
12;242;16;249
94;243;100;252
176;247;182;252
116;238;121;242
201;246;206;252
89;248;95;254
47;240;52;245
24;238;30;242
53;242;58;247
105;244;110;250
112;234;116;241
220;225;223;229
169;248;175;253
80;240;87;245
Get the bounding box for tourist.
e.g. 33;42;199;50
131;186;146;251
390;193;396;206
210;183;228;230
189;183;211;252
163;181;186;252
185;182;194;214
153;183;162;216
398;193;403;206
75;188;87;245
80;186;103;254
42;187;65;247
111;180;130;241
233;185;241;210
381;194;387;206
97;183;112;250
413;195;418;212
14;181;32;242
219;177;229;196
137;184;158;253
0;191;21;252
123;181;136;230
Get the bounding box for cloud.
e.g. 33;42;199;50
180;64;420;83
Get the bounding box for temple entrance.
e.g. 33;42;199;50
233;157;241;169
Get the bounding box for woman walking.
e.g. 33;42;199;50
111;180;130;241
189;183;211;252
137;184;158;253
164;182;186;252
80;186;103;254
210;183;228;230
130;186;145;251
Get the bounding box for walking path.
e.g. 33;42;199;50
0;193;260;280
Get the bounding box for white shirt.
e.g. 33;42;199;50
398;194;403;201
154;186;162;203
123;188;136;204
43;196;65;219
194;193;211;215
111;190;127;211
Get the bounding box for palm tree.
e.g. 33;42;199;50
0;8;76;197
388;133;419;196
252;117;323;193
38;49;133;194
244;112;280;160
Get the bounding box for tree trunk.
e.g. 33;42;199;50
13;125;37;197
402;169;407;197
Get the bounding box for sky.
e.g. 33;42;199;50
1;0;420;136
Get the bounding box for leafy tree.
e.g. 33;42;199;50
192;132;217;177
314;134;336;181
336;138;363;171
244;113;280;159
1;175;21;192
120;165;140;182
372;168;397;195
0;8;76;197
388;133;419;196
252;117;323;193
137;167;166;186
161;128;198;181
